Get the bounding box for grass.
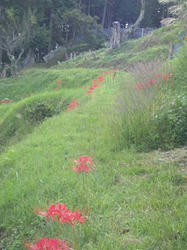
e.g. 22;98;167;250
0;21;186;250
0;68;104;151
0;76;186;249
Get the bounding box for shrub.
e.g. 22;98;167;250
153;93;187;149
0;92;71;150
25;102;53;123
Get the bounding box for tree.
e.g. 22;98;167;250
121;0;145;41
159;0;187;23
0;8;29;76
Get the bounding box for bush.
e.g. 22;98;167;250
25;102;53;123
0;92;71;150
153;93;187;149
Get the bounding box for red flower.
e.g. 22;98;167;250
154;74;162;78
102;72;107;76
72;164;94;173
149;79;156;84
74;156;93;165
97;76;104;82
36;203;85;226
1;98;11;104
134;83;143;89
25;238;71;250
145;79;157;87
55;88;60;91
108;70;115;74
90;83;99;90
57;80;63;85
85;90;92;94
66;100;79;112
97;79;104;83
92;79;98;84
35;208;47;217
72;156;95;173
85;83;100;95
162;74;170;81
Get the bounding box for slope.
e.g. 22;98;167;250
0;21;187;250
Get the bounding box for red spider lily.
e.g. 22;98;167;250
25;238;71;250
145;79;157;87
154;74;162;78
74;156;93;165
36;203;85;226
162;74;170;81
1;98;11;104
85;90;92;95
92;79;98;84
97;79;104;83
97;75;104;81
90;83;99;90
34;208;47;217
66;100;79;112
85;83;100;95
57;80;63;85
108;70;116;74
134;83;143;89
72;164;94;173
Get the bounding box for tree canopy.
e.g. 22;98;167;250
0;0;167;75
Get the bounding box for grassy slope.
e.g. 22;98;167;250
0;22;186;249
57;21;186;69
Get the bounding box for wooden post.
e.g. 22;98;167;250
110;21;121;49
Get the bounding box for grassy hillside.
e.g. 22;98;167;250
57;21;186;69
0;22;186;250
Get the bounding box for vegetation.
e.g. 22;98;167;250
0;13;186;250
0;0;169;76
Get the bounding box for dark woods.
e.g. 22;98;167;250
0;0;167;76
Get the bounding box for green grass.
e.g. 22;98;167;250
0;21;186;250
0;68;104;151
0;68;104;102
0;75;186;249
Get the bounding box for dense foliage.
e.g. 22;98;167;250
0;0;168;73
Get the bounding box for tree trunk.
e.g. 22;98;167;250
88;0;91;15
48;10;53;53
0;34;2;68
133;0;145;30
121;0;145;41
0;7;3;68
102;0;108;29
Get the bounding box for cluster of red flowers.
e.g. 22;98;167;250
72;156;95;173
66;99;79;112
0;98;11;104
55;79;65;91
85;69;120;95
36;203;85;226
134;73;171;89
85;83;100;95
25;238;71;250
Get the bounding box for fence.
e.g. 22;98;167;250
103;27;156;41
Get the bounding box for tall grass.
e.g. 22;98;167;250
112;56;186;151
